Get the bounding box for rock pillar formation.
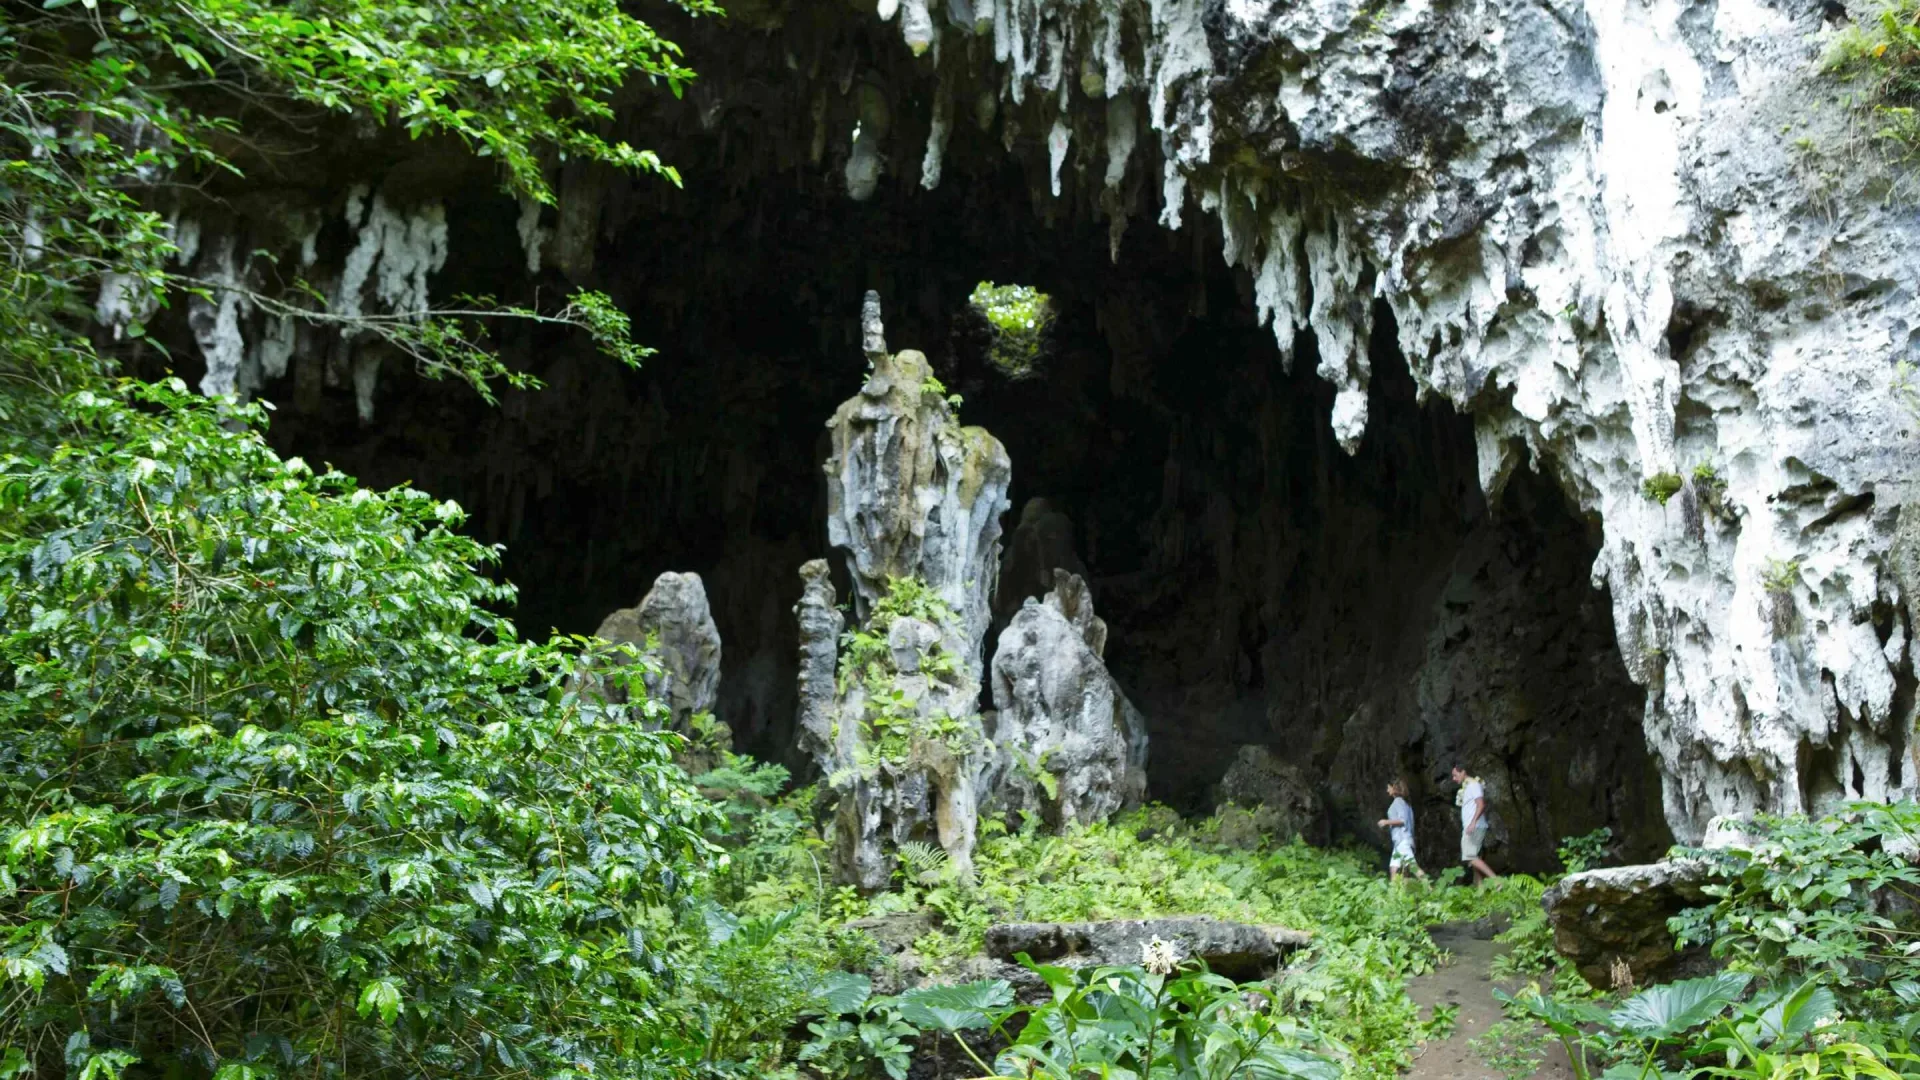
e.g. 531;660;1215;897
986;570;1148;827
798;293;1013;889
584;571;723;735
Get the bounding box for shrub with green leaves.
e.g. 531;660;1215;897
1501;974;1910;1080
1825;0;1920;158
0;383;720;1080
1;0;705;454
1670;801;1920;1015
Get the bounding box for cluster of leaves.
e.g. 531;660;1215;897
967;281;1054;380
1671;802;1920;1015
720;804;1542;1080
0;0;706;454
830;577;974;782
1557;827;1615;875
1825;0;1920;158
800;955;1344;1080
0;384;721;1080
1504;974;1909;1080
1641;473;1684;505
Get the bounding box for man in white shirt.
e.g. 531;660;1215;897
1451;765;1500;884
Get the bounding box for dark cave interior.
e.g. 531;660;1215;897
141;7;1673;873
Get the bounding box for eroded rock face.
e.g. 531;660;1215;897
1543;861;1715;989
841;0;1920;843
985;917;1308;983
158;0;1920;849
823;303;1012;675
1216;747;1327;847
798;299;1014;889
985;570;1147;826
584;571;723;732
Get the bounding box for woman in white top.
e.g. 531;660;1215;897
1377;779;1424;882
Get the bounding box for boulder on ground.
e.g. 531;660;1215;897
985;916;1310;982
1215;745;1325;845
1542;860;1714;989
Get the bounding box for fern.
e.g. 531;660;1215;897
896;840;950;885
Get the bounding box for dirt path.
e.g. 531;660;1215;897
1405;921;1574;1080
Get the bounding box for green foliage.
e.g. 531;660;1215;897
1558;827;1615;874
1824;0;1920;159
916;371;965;411
832;577;975;780
1641;472;1684;505
991;954;1344;1080
968;281;1054;379
0;0;701;452
1485;802;1920;1080
1471;1017;1552;1080
0;383;721;1079
1762;557;1803;595
1670;802;1920;1009
883;809;1542;1079
799;981;917;1080
1488;908;1560;981
1500;974;1911;1080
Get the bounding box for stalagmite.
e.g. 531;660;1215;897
583;571;724;737
799;292;1011;888
985;570;1148;826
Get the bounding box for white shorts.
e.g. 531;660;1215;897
1461;823;1489;861
1391;837;1418;871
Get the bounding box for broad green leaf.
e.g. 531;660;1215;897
357;979;403;1026
1608;972;1751;1039
809;970;872;1016
894;979;1013;1032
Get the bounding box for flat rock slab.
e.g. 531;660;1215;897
1542;860;1714;989
986;917;1309;982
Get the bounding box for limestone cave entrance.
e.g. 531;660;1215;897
240;8;1673;874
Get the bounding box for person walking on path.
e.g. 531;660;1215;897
1452;765;1500;885
1378;779;1425;883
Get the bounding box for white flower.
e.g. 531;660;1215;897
1141;936;1184;976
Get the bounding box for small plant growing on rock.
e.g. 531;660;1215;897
1761;557;1802;636
830;576;979;782
1641;471;1684;504
1823;0;1920;160
1761;556;1802;595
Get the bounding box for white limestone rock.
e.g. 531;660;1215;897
986;571;1148;826
864;0;1920;844
585;571;724;734
801;296;1013;889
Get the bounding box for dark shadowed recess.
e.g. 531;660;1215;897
148;8;1671;871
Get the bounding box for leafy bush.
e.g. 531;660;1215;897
1557;827;1614;874
1825;0;1920;158
0;384;720;1079
1;0;702;456
992;953;1344;1080
1641;473;1684;505
1670;802;1920;1014
1502;974;1910;1080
